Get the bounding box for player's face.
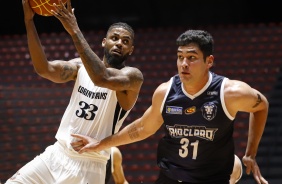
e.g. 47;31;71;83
102;27;134;68
176;43;213;84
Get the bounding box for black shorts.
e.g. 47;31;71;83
154;171;229;184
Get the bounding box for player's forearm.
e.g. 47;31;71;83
99;118;150;150
25;19;49;74
245;109;268;157
70;31;106;82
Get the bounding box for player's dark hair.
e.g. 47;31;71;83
107;22;135;41
176;30;214;59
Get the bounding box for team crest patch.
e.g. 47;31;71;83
185;106;196;115
166;106;182;115
201;102;217;121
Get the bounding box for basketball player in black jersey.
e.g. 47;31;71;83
71;30;269;184
104;148;242;184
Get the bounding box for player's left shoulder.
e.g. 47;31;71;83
224;79;253;96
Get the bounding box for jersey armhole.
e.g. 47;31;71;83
221;78;235;120
160;77;173;113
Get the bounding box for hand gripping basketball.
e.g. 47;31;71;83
29;0;68;16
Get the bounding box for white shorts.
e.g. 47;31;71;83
5;142;107;184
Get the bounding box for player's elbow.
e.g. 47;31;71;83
265;98;269;109
34;67;50;79
261;96;269;112
89;74;111;88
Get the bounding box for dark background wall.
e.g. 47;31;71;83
2;0;282;35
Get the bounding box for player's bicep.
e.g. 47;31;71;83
227;80;268;113
246;88;268;112
140;84;166;135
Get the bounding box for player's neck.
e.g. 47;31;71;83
182;72;210;95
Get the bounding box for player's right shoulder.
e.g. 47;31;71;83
153;80;170;101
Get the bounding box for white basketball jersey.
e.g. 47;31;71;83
55;63;130;161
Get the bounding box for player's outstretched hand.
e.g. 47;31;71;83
51;0;79;35
71;134;101;154
242;155;268;184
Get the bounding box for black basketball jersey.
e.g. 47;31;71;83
157;72;235;183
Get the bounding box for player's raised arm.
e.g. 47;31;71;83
51;0;143;90
22;0;79;83
51;1;143;110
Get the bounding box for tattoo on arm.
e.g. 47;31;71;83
73;32;104;74
60;65;74;80
128;124;140;140
252;94;262;108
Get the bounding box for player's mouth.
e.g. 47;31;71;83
181;71;190;75
112;49;122;56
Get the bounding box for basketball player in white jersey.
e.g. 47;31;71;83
6;1;143;184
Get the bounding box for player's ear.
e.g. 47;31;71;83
129;46;134;55
206;55;214;68
102;38;106;47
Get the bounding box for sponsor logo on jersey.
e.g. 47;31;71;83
166;106;183;115
166;124;218;141
207;91;218;96
78;85;108;100
201;102;217;121
185;106;196;115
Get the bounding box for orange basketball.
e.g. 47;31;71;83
29;0;68;16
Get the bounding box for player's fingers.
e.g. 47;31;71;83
79;144;97;154
70;139;84;146
71;133;88;141
51;4;63;18
57;0;66;11
256;169;268;184
73;145;84;152
261;177;268;184
252;166;264;184
51;9;61;17
52;3;60;11
66;0;72;12
78;147;88;154
259;176;268;184
58;0;69;13
253;174;261;184
52;2;66;15
245;163;252;175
